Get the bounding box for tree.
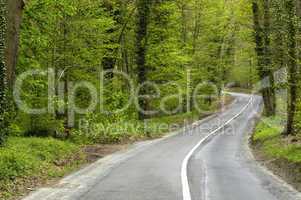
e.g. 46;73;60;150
5;0;25;89
284;0;298;136
135;0;151;120
0;0;8;145
263;0;276;116
252;0;276;117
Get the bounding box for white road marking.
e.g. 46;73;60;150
181;96;253;200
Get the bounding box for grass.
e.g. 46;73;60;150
74;110;210;144
253;117;301;163
73;96;233;144
141;95;233;137
0;137;86;200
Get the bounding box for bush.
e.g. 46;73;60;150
0;137;81;181
253;117;282;142
253;117;301;163
9;112;64;138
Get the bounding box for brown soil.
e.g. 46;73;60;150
83;144;128;162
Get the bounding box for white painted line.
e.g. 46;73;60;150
181;96;253;200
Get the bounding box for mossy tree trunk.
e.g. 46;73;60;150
135;0;151;120
284;0;298;136
263;0;276;116
0;0;8;145
252;0;276;117
5;0;24;89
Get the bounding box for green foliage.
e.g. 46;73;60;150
0;137;80;179
253;117;283;142
0;0;257;198
0;137;84;198
70;96;227;144
253;117;301;163
15;0;116;136
13;0;252;137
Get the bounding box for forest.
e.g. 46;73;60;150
0;0;301;199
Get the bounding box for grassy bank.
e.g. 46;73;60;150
252;117;301;191
0;137;85;200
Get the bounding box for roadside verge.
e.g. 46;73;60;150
250;117;301;192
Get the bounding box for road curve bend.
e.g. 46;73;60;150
23;93;301;200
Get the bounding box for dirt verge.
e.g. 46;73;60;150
251;140;301;192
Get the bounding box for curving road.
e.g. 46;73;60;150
23;93;301;200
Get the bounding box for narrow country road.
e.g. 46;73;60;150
23;93;301;200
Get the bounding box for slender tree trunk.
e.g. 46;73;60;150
284;0;298;136
179;2;190;112
264;0;274;103
263;0;276;116
273;27;285;70
253;2;266;107
5;0;24;89
101;2;121;79
180;2;187;45
136;0;151;120
252;1;275;117
192;0;201;55
187;0;202;111
0;0;8;145
121;35;129;74
102;39;115;79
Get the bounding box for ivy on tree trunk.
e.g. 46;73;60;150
285;0;298;136
252;0;276;117
0;0;8;145
135;0;151;120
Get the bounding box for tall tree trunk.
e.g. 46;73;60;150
5;0;24;89
263;0;276;116
252;1;275;117
178;1;190;112
0;0;8;145
284;0;298;136
135;0;151;120
101;1;121;79
188;0;202;110
192;0;201;55
180;2;188;45
273;9;285;71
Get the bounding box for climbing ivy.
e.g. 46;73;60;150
0;0;8;145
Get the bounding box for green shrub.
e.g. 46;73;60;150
253;117;301;163
9;112;64;137
0;137;80;181
0;149;35;179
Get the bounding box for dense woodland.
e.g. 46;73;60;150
0;0;301;198
252;0;301;136
0;0;257;143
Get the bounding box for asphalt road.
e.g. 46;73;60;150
24;93;301;200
